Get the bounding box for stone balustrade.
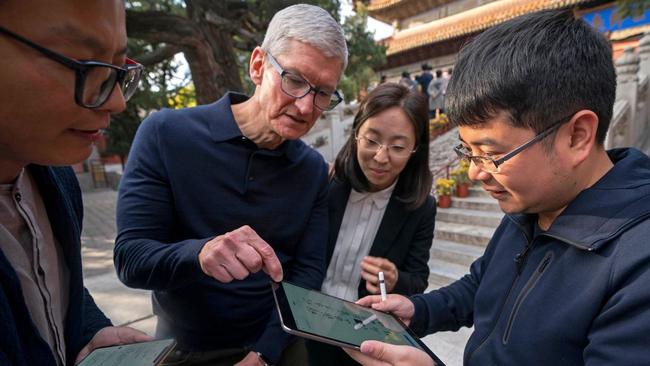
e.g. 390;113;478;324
606;32;650;155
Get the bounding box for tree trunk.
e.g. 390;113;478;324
185;1;243;103
126;1;243;104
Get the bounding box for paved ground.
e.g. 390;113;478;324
80;189;468;365
80;189;156;334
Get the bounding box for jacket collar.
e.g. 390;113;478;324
327;179;408;259
348;179;397;209
508;148;650;250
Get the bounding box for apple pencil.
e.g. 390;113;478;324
354;314;378;330
354;272;388;330
379;271;387;302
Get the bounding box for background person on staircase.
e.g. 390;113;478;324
398;71;417;91
347;9;650;366
417;63;434;101
428;70;445;118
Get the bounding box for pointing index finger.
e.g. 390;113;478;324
243;229;283;282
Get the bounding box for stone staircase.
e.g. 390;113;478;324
428;186;503;288
420;186;503;365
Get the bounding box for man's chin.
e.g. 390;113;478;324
38;147;93;167
497;201;521;215
277;126;309;141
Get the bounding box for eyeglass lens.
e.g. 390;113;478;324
121;66;142;101
454;146;499;173
81;65;142;108
280;72;338;110
358;136;412;158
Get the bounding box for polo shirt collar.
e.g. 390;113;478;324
209;91;302;162
209;91;248;142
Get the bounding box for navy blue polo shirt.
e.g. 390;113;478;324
115;92;329;363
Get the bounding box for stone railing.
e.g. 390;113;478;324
301;102;357;162
606;32;650;155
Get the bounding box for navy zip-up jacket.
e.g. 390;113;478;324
411;148;650;365
0;166;111;365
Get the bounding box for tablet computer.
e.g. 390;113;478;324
77;339;176;366
271;281;445;366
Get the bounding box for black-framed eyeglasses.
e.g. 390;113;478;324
355;133;417;160
0;26;143;109
453;114;574;174
265;51;342;111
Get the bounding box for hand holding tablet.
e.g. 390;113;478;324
271;281;445;366
77;339;175;366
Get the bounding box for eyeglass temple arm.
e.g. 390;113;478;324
493;123;561;167
0;26;79;69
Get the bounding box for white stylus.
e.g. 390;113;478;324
354;314;378;330
379;271;387;302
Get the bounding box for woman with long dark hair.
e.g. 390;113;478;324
308;83;436;366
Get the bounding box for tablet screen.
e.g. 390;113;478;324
279;281;425;350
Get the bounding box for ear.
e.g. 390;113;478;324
249;46;266;86
559;110;599;167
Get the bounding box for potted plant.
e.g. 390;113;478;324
435;178;455;208
450;160;471;198
429;113;450;140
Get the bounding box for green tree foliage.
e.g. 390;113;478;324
104;38;194;165
616;0;650;18
340;2;386;103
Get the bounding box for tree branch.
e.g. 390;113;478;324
126;10;200;46
204;10;237;29
133;44;183;66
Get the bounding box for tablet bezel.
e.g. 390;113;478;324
271;281;445;366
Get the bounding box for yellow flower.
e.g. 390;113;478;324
435;178;456;196
450;161;470;184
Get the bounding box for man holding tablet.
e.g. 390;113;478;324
348;9;650;366
270;281;445;365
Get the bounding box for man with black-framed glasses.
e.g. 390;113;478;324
114;4;348;366
0;1;151;365
349;9;650;366
0;26;143;109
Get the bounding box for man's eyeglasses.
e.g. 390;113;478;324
0;26;143;109
265;51;342;111
356;134;416;160
453;114;573;174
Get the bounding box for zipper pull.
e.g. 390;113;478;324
538;256;551;273
514;253;523;274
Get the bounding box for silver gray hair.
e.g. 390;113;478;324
261;3;348;71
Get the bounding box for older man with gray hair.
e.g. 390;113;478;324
114;3;347;366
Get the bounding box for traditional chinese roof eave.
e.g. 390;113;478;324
367;0;456;24
385;0;592;56
610;24;650;41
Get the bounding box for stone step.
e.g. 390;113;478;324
428;259;471;288
422;327;473;366
435;221;494;247
451;196;501;212
436;207;504;227
431;239;485;267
